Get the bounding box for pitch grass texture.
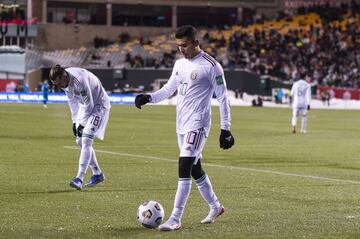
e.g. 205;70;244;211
0;103;359;239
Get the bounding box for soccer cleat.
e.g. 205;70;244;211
292;126;296;134
301;130;307;134
69;177;83;190
201;205;225;224
85;173;105;187
158;218;182;231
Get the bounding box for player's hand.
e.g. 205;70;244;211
135;94;151;109
307;105;310;111
219;129;235;150
77;125;84;137
72;123;77;136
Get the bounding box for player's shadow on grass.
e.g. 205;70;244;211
0;187;177;195
0;189;78;195
105;226;162;236
0;134;69;140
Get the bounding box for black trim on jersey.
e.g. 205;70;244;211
186;131;197;144
202;55;215;67
203;54;216;67
71;75;80;87
195;128;204;149
82;134;94;139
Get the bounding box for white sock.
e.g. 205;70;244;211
89;148;102;175
196;174;220;209
291;116;297;128
76;137;93;181
301;116;307;132
170;178;192;223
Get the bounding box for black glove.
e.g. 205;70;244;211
219;129;235;150
72;123;77;136
135;94;151;109
77;125;84;137
307;105;310;111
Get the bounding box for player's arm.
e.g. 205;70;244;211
290;84;295;97
306;84;311;110
135;61;179;109
64;90;79;136
212;63;234;150
76;75;94;127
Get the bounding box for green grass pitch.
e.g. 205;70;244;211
0;103;359;238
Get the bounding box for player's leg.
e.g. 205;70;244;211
70;133;94;189
291;107;299;134
300;108;308;133
191;132;224;224
84;108;109;187
69;136;84;189
76;136;94;180
85;149;105;187
159;131;200;231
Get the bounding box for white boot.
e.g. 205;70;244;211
201;205;225;224
158;217;182;231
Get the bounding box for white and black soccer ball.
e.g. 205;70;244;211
137;200;164;228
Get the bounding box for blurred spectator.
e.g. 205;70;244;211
41;80;49;108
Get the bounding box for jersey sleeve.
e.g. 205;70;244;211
306;84;311;105
291;84;295;96
64;90;79;123
76;75;94;126
149;61;179;103
212;63;231;130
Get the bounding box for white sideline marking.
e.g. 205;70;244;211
64;146;360;185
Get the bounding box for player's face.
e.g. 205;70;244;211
52;73;69;88
176;37;199;59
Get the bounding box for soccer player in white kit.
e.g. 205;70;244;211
135;25;235;231
291;77;311;134
49;65;111;190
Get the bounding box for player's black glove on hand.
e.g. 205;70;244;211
219;129;235;150
135;94;151;109
77;125;84;137
72;123;77;136
307;105;310;111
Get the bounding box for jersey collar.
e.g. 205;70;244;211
189;50;204;62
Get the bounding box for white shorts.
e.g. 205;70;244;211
293;107;308;118
178;128;207;165
82;106;110;140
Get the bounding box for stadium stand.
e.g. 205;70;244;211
22;0;360;89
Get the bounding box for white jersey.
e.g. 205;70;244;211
62;67;111;126
291;79;311;108
149;50;231;136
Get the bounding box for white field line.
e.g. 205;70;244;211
64;146;360;185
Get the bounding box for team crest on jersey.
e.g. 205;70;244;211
215;75;224;85
190;70;198;80
80;90;87;96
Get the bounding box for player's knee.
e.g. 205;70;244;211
191;161;205;180
178;157;195;178
76;138;82;147
81;137;93;148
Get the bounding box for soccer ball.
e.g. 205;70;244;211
137;200;164;228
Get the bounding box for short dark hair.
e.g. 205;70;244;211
175;25;197;41
49;64;65;82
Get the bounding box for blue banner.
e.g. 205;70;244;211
0;92;137;104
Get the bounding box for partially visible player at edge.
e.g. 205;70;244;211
135;25;235;231
49;65;111;189
291;75;311;134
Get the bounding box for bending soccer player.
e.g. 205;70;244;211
49;65;111;189
291;74;311;134
135;25;235;231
